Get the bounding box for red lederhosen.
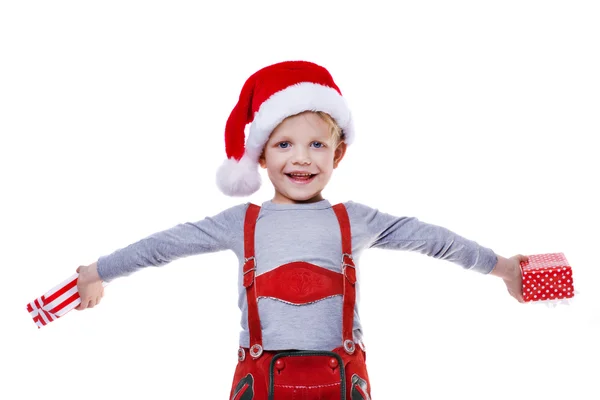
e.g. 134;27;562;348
229;203;372;400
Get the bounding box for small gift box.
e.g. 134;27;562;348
521;253;574;302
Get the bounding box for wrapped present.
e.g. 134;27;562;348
26;273;108;329
521;253;574;303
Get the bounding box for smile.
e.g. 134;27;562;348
285;173;317;184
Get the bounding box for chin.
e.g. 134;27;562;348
292;191;323;203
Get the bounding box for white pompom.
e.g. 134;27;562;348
215;153;262;196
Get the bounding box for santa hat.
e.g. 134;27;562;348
216;60;355;197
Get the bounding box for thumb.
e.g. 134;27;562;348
76;266;81;273
514;254;529;265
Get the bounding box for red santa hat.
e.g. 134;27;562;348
216;60;355;197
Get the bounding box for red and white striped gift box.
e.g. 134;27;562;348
26;273;108;328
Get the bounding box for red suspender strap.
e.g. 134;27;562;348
243;203;263;358
332;203;357;354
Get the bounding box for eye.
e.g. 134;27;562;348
311;141;324;148
277;142;290;149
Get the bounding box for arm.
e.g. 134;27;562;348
95;203;247;282
346;201;528;303
346;201;498;273
75;203;248;310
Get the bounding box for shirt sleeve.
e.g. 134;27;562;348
345;201;498;274
96;203;249;282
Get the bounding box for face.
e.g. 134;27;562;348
258;112;347;204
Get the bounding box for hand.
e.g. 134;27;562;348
75;262;104;310
490;254;529;303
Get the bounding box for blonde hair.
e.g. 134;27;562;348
280;110;344;146
315;111;345;147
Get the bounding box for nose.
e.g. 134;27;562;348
291;148;311;165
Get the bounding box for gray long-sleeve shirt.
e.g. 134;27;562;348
97;199;498;351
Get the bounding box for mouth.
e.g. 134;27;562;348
285;173;317;184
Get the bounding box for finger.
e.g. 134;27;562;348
507;286;522;302
513;254;528;268
76;300;87;311
76;266;80;273
515;291;524;303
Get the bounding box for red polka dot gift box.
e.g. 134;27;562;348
520;253;574;303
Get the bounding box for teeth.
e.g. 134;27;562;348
289;173;312;177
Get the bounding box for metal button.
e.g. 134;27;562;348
344;339;355;354
250;344;263;358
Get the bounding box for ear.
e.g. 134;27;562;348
333;141;347;169
258;152;267;169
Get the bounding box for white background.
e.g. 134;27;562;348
2;1;599;399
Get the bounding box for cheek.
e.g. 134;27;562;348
264;154;286;173
316;152;336;168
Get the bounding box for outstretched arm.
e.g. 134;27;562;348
75;203;248;310
95;203;247;282
346;201;529;303
346;201;498;273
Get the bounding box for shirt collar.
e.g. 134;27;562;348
260;199;332;211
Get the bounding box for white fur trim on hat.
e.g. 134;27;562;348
215;153;261;197
246;82;355;157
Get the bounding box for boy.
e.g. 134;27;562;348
76;60;527;399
